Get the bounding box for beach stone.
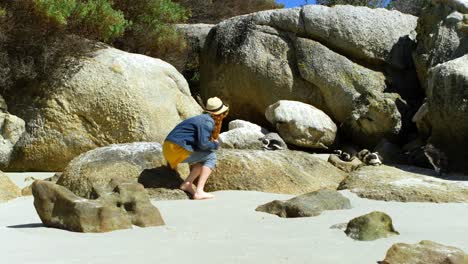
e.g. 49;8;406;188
380;240;468;264
57;142;189;199
265;100;337;149
327;154;363;173
345;211;399;241
145;188;190;200
255;189;351;218
205;149;347;194
414;0;468;90
338;165;468;202
22;172;62;196
0;112;25;167
426;55;468;172
0;171;21;202
218;128;265;149
32;180;165;233
6;44;201;171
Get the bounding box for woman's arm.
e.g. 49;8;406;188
196;120;219;150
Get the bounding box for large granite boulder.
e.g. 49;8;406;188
339;165;468;202
0;112;25;167
57;142;189;199
256;189;351;218
295;38;403;145
426;55;468;172
381;240;468;264
205;149;347;194
0;171;21;202
414;0;468;90
345;211;399;241
219;128;265;149
265;100;337;149
6;45;201;171
200;5;418;146
32;180;165;233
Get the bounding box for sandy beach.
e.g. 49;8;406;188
1;173;467;264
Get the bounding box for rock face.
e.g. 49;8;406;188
265;100;337;149
339;165;468;202
0;112;25;167
381;240;468;264
414;0;468;90
6;45;201;171
174;23;215;96
200;5;418;146
255;189;351;218
0;171;21;202
57;142;189;199
427;55;468;172
345;211;399;241
32;180;165;233
205;149;347;194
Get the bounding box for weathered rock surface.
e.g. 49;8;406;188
427;55;468;172
345;211;399;241
296;38;404;145
301;5;417;69
219;128;265;149
328;154;363;173
414;0;468;90
22;172;62;196
256;189;351;218
0;95;7;112
0;171;21;202
228;119;269;134
0;112;25;167
339;165;468;202
201;5;417;146
6;45;201;171
32;180;165;233
57;142;189;199
265;100;337;149
381;240;468;264
205;149;347;194
174;23;214;96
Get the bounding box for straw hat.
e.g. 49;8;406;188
205;97;229;115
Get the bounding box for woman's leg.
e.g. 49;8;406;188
193;165;215;200
180;163;202;195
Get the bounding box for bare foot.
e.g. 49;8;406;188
193;191;215;200
180;182;195;195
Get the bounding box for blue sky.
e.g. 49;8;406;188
276;0;391;8
277;0;315;7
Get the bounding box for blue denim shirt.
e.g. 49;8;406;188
165;114;219;152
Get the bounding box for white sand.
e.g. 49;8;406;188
1;184;468;264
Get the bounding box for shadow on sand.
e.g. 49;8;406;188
7;223;44;229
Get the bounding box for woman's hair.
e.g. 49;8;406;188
210;112;228;141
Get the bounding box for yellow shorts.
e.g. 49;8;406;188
163;141;192;170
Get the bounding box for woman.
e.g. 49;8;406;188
163;97;229;200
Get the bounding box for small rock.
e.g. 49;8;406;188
219;128;265;149
32;180;165;233
328;154;363;173
255;189;351;218
228;119;269;134
345;211;399;241
380;240;468;264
